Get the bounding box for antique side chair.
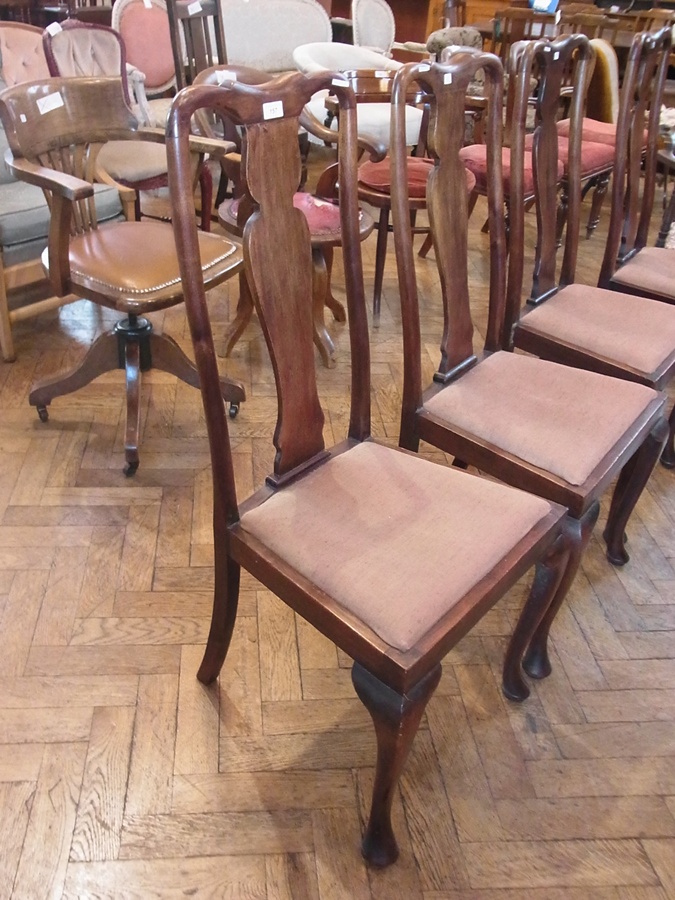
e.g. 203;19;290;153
509;28;675;469
167;68;573;867
389;44;668;690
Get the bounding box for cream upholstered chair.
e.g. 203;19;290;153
0;21;123;362
167;65;574;868
351;0;427;56
221;0;332;74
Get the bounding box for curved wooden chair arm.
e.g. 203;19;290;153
6;152;94;201
299;107;387;161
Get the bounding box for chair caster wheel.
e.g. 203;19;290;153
37;406;49;423
124;460;139;477
229;403;239;419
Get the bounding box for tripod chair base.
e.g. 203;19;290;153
29;314;245;475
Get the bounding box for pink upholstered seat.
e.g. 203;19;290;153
607;246;675;302
225;193;360;237
524;133;615;171
423;352;658;486
358;156;476;198
459;145;563;195
556;117;617;145
517;283;675;376
239;440;553;652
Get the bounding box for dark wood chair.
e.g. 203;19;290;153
167;67;573;868
166;0;227;90
389;44;668;688
0;76;245;475
508;28;675;469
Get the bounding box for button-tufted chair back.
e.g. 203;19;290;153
0;22;50;88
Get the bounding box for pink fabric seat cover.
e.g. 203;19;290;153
458;145;563;195
556;117;617;145
610;247;675;302
228;193;343;236
518;283;675;375
358;156;476;198
523;134;614;172
423;351;660;486
239;441;554;652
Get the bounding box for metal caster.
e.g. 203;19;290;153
124;460;139;477
229;403;239;419
37;406;49;422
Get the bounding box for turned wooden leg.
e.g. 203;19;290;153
521;505;599;682
556;181;569;246
29;330;120;416
311;247;336;369
661;401;675;469
198;166;213;233
197;506;241;684
604;418;669;565
149;332;245;407
222;273;255;357
352;662;441;867
123;337;141;477
373;208;390;326
0;273;16;363
418;232;433;259
586;173;610;240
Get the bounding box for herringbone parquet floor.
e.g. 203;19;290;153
1;170;675;899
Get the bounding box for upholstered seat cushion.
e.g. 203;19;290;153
239;440;554;653
517;283;675;375
458;146;563;195
53;221;241;313
523;134;614;173
223;193;370;240
304;90;424;149
556;117;617;145
424;351;660;486
609;247;675;302
358;157;476;198
98;141;168;183
0;180;123;265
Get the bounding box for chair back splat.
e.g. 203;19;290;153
166;68;578;868
505;34;594;336
599;27;672;286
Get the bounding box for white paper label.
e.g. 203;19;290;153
46;22;62;35
143;0;152;8
37;92;64;115
262;100;283;120
19;114;26;123
187;1;202;13
374;70;389;78
418;63;431;72
216;69;236;83
555;10;561;23
331;78;349;87
443;72;453;84
553;51;560;60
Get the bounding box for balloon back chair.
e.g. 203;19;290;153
167;67;575;867
0;76;245;475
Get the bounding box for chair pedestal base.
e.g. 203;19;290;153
29;314;245;475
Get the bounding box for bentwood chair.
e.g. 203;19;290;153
509;28;675;469
167;68;573;867
390;44;667;685
0;76;245;475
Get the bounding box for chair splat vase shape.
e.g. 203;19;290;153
508;28;675;469
167;69;575;867
390;45;667;685
0;76;245;475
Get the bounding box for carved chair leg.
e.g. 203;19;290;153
311;247;336;369
585;172;610;239
556;181;569;246
222;273;255;357
660;401;675;469
149;332;245;407
515;505;599;687
198;165;213;233
123;337;142;477
321;246;347;323
197;523;241;684
352;662;441;868
604;418;669;565
372;207;390;326
29;330;120;416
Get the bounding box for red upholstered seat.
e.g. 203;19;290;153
358;156;476;198
556;117;617;145
459;145;563;195
228;192;343;236
524;134;615;172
